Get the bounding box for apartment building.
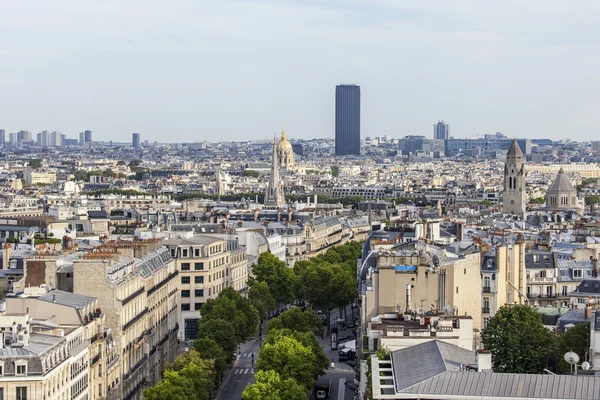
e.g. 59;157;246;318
163;235;248;340
54;239;179;400
5;286;119;400
0;307;90;400
525;249;558;306
23;169;56;185
361;239;482;332
480;244;528;328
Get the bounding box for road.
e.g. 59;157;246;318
216;306;358;400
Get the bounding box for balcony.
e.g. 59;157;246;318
92;353;101;365
482;307;490;314
482;287;492;293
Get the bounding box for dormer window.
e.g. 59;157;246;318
533;255;540;263
15;361;27;376
574;269;583;278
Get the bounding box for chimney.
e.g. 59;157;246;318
592;258;599;278
406;284;412;313
586;300;593;321
476;349;492;372
314;195;318;206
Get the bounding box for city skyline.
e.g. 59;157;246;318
1;1;600;142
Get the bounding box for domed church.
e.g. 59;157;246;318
276;127;295;169
545;167;584;215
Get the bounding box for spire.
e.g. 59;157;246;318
507;139;523;156
264;132;286;209
281;126;287;140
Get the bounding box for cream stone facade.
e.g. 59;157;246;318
163;235;248;340
54;240;179;400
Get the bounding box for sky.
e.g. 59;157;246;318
1;0;600;143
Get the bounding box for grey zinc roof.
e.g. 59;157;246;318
391;341;475;392
163;235;222;246
400;371;600;399
38;290;95;309
547;168;577;193
507;139;523;156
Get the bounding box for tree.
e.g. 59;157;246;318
29;159;42;169
529;197;546;204
102;169;116;178
170;350;215;400
265;329;328;378
243;170;260;178
248;281;276;321
585;195;600;211
197;319;237;360
482;305;554;373
267;307;323;337
144;369;196;400
128;159;142;168
200;287;259;343
242;370;306;400
256;335;318;389
117;160;126;166
480;200;492;207
556;323;590;374
193;337;227;379
251;252;297;305
330;166;339;177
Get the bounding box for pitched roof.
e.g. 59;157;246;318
547;167;577;193
507;139;523;156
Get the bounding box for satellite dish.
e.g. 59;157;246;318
582;361;591;370
432;255;440;268
564;352;580;365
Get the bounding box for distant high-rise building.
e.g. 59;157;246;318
132;133;140;148
60;134;66;146
0;129;6;147
335;84;361;156
433;121;449;140
40;131;49;148
79;132;85;146
84;130;92;143
50;131;60;147
9;133;16;146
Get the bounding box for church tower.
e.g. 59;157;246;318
264;135;286;209
503;140;527;215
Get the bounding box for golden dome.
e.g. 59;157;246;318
277;127;293;152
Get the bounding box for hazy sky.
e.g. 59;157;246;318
1;0;599;142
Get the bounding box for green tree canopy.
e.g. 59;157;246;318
128;159;142;168
144;369;196;400
248;281;276;321
585;195;600;210
29;159;43;169
250;252;297;305
200;287;259;342
169;350;215;400
556;323;590;374
255;335;318;389
197;319;237;360
193;337;228;378
243;170;260;178
267;307;323;337
482;305;554;373
242;370;306;400
265;329;328;378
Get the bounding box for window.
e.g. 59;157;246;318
99;384;102;397
181;290;190;298
181;304;190;311
543;255;550;263
464;268;466;275
546;286;553;297
483;298;490;309
194;263;204;271
483;318;489;329
456;287;459;294
181;263;190;271
195;276;204;284
533;254;540;263
578;298;586;304
181;277;190;284
562;286;568;296
195;290;204;297
540;270;547;278
184;319;199;340
183;249;188;257
0;388;3;400
574;269;583;278
195;249;200;257
195;303;203;311
16;387;26;400
16;365;26;376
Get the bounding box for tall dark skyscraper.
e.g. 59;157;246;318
433;120;449;140
84;130;92;143
0;130;5;147
132;133;140;148
335;84;361;156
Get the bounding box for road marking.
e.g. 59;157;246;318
243;353;248;357
338;378;346;400
244;368;249;374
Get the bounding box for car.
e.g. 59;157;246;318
347;321;355;328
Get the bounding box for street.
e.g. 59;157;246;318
216;305;358;400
